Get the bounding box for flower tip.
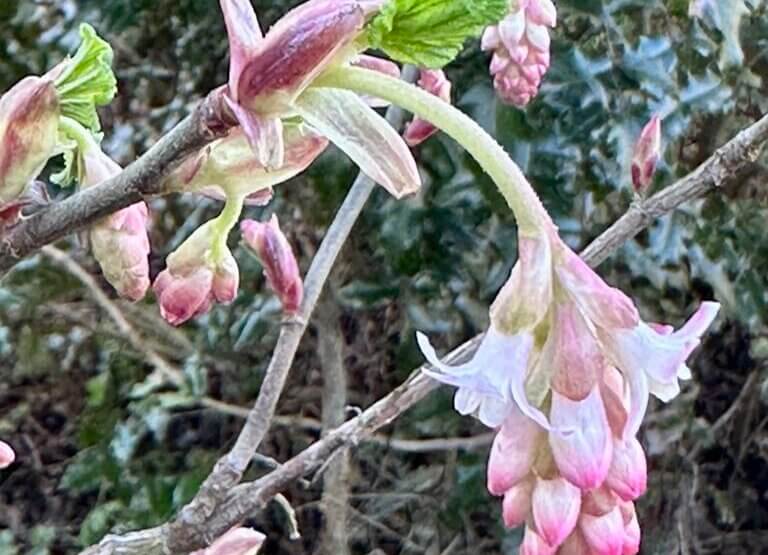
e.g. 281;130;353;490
0;441;15;469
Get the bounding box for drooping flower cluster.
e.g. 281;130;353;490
419;227;720;552
241;215;304;314
481;0;556;107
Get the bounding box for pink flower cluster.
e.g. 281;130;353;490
419;226;720;553
481;0;556;107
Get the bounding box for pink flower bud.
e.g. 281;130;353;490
235;0;371;114
241;215;303;314
487;406;543;495
620;502;641;555
81;148;151;301
580;507;625;555
482;1;556;107
521;526;557;555
502;479;534;528
0;440;15;468
192;527;266;555
154;223;240;326
549;387;613;491
630;115;661;195
532;477;581;548
605;437;647;501
403;69;452;146
559;531;591;555
0;76;59;204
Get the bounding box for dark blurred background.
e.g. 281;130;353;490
1;1;768;553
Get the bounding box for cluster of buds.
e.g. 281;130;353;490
153;221;240;326
481;0;557;107
0;440;14;469
419;226;720;552
241;215;304;314
191;527;265;555
403;69;452;146
631;115;662;196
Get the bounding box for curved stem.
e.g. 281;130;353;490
316;66;555;236
210;193;245;263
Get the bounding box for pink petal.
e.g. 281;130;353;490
498;11;527;48
580;507;625;555
520;526;557;555
154;267;214;326
502;479;534;528
550;303;602;401
605;437;647;501
481;26;501;51
192;526;266;555
559;531;591;555
532;477;581;548
225;98;285;169
526;0;557;27
525;23;551;52
0;441;15;468
620;503;641;555
487;406;543;495
219;0;263;102
549;387;613;490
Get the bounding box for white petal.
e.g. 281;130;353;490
648;376;680;403
294;87;421;198
624;367;649;439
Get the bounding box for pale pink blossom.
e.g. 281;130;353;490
521;526;557;555
219;0;421;198
0;441;14;468
80;146;151;301
403;69;452;146
580;507;625;555
191;527;265;555
241;215;303;314
502;479;534;528
532;477;581;548
631;115;662;195
481;0;557;107
154;222;239;326
605;437;647;501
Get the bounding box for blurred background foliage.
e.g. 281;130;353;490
1;0;768;553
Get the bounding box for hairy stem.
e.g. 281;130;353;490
317;66;553;235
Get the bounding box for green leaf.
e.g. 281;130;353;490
366;0;508;68
54;23;117;133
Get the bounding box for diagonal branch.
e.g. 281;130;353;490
0;87;235;277
79;110;768;554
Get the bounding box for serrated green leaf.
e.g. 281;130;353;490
366;0;508;68
54;23;117;133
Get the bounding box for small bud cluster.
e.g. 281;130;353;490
481;0;556;107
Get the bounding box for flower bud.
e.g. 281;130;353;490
605;437;647;502
154;222;240;326
520;526;557;555
502;479;534;528
192;527;266;555
403;69;452;146
532;477;581;548
549;387;613;491
241;215;303;314
481;0;556;107
81;148;151;301
0;76;59;204
579;507;625;555
620;502;641;555
630;115;661;195
487;405;543;495
236;0;371;115
0;440;15;469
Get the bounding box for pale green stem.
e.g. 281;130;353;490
209;192;246;264
58;116;100;155
316;67;556;236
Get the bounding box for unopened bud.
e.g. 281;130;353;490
154;222;240;326
404;69;452;146
241;215;303;314
0;440;14;469
0;76;59;205
630;115;661;195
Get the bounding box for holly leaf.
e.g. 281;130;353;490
366;0;507;69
